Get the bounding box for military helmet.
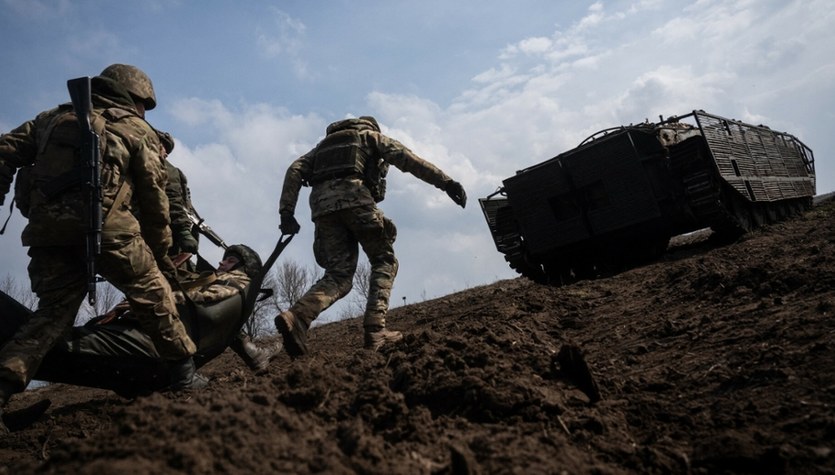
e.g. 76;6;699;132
99;63;157;110
358;116;380;132
325;116;380;135
222;244;263;279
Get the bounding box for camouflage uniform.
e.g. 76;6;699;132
278;116;466;352
196;243;280;372
0;72;196;394
156;130;199;273
155;134;276;370
157;133;199;258
174;269;249;305
166;162;198;250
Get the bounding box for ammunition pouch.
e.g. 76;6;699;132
365;157;388;203
310;130;367;183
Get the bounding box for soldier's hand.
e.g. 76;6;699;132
445;180;467;208
280;214;301;235
177;229;199;254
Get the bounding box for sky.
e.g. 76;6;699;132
1;0;833;325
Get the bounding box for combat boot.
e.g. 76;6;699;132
364;327;403;351
232;335;283;373
168;357;209;391
274;310;309;359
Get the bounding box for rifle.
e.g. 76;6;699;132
67;77;102;306
187;208;228;249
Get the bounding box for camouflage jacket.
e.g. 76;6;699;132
279;118;453;219
0;76;171;254
174;268;249;305
164;160;196;252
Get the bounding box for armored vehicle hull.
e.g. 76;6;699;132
480;110;815;284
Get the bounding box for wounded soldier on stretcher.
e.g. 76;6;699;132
0;244;280;399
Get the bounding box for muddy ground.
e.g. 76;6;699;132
1;197;834;474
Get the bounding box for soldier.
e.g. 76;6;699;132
275;115;466;358
216;246;284;373
156;130;199;262
0;243;279;397
0;64;204;431
156;131;281;372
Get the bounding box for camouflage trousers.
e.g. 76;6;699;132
0;233;196;392
290;205;398;330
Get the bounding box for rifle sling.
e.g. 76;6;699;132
0;198;14;235
102;178;130;225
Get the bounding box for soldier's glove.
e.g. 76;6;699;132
280;214;301;235
176;229;199;254
444;180;467;208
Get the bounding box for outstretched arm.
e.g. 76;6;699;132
0;120;37;205
375;133;466;208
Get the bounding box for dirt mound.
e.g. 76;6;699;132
2;199;834;474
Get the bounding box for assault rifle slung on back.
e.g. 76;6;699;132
67;77;102;306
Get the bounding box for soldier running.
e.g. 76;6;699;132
275;116;466;357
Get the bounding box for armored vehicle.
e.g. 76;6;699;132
480;110;815;284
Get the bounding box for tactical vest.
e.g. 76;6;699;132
310;129;389;202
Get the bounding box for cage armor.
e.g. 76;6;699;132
309;119;389;202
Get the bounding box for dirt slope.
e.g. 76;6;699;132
2;198;834;474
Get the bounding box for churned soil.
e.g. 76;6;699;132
1;197;834;474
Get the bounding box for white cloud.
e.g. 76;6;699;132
576;2;605;30
170;98;234;128
163;98;326;271
516;37;554;56
67;30;135;64
256;8;306;57
255;7;311;80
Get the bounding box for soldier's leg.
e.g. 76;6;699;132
0;247;87;393
288;212;358;328
97;233;196;360
351;206;398;329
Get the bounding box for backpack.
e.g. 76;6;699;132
16;105;108;217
